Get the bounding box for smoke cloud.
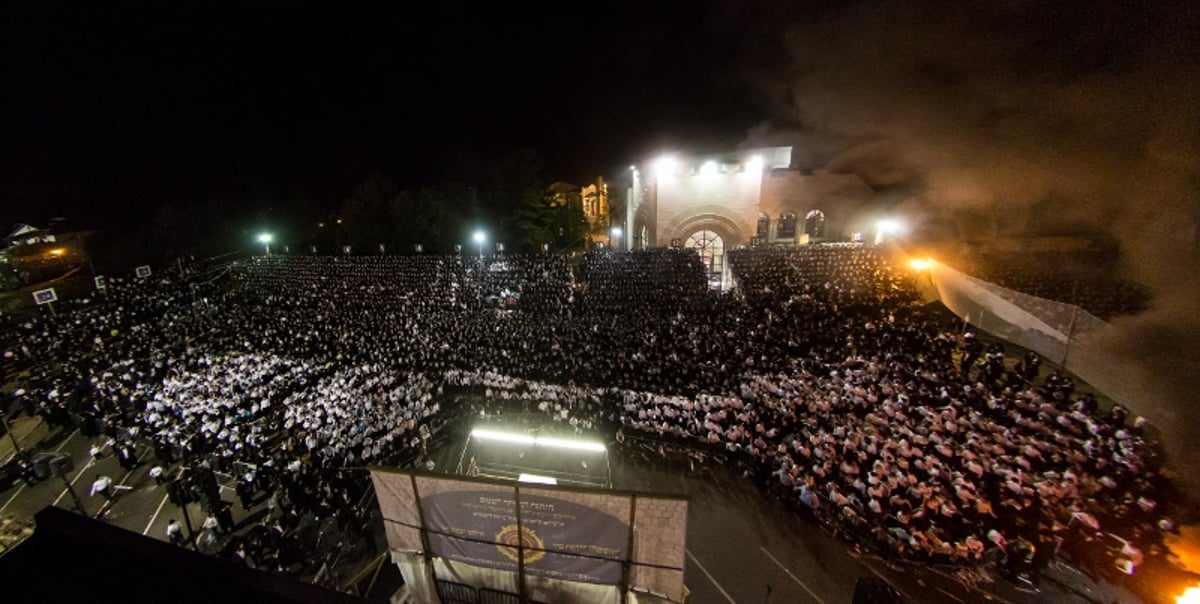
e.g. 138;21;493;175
728;1;1200;489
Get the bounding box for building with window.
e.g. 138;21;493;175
620;146;876;286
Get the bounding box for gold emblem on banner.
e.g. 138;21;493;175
495;524;546;564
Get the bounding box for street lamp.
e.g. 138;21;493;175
257;233;273;254
472;230;486;259
611;226;622;250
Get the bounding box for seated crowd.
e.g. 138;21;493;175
0;244;1176;582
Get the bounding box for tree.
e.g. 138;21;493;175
340;174;398;250
390;182;473;252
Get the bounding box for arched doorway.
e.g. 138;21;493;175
684;229;725;287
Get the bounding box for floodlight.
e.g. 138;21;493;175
874;219;905;244
909;258;931;271
472;429;535;445
700;161;718;175
470;428;606;453
653;155;678;178
473;231;486;244
257;233;273;243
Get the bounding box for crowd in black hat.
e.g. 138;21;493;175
1;245;1178;584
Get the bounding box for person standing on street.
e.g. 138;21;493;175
166;518;186;547
90;475;114;501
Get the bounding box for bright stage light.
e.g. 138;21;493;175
909;258;931;271
611;227;622;237
472;428;533;445
700;160;718;175
473;230;486;244
257;233;273;243
518;473;558;485
471;429;606;453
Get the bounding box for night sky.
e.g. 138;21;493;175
1;2;768;229
2;1;1197;244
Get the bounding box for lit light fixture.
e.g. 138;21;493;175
48;248;66;256
611;227;622;237
875;219;905;244
909;258;932;271
653;155;678;178
473;231;486;244
518;474;558;485
471;428;606;453
257;233;273;254
700;161;718;175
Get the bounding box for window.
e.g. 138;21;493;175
805;210;826;238
776;212;797;239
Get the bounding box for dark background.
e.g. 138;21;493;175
1;2;767;233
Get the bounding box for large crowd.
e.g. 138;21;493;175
0;244;1178;585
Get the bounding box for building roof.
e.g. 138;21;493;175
0;506;370;604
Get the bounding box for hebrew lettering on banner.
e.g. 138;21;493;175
420;489;630;585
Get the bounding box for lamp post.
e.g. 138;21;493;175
473;230;486;259
257;233;273;255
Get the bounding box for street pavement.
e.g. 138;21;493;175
0;424;261;551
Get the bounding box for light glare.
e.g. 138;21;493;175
471;429;606;453
1177;586;1200;604
518;473;558;485
909;258;931;271
653;155;678;177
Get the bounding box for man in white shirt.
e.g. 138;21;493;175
90;475;114;500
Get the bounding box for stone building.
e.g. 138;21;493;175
620;146;876;285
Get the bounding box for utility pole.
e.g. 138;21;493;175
54;462;87;515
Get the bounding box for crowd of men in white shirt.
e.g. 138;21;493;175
0;245;1177;583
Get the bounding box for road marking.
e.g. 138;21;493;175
849;551;922;604
926;566;1016;604
143;493;170;536
0;428;79;513
686;548;737;604
936;586;966;603
759;546;827;604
